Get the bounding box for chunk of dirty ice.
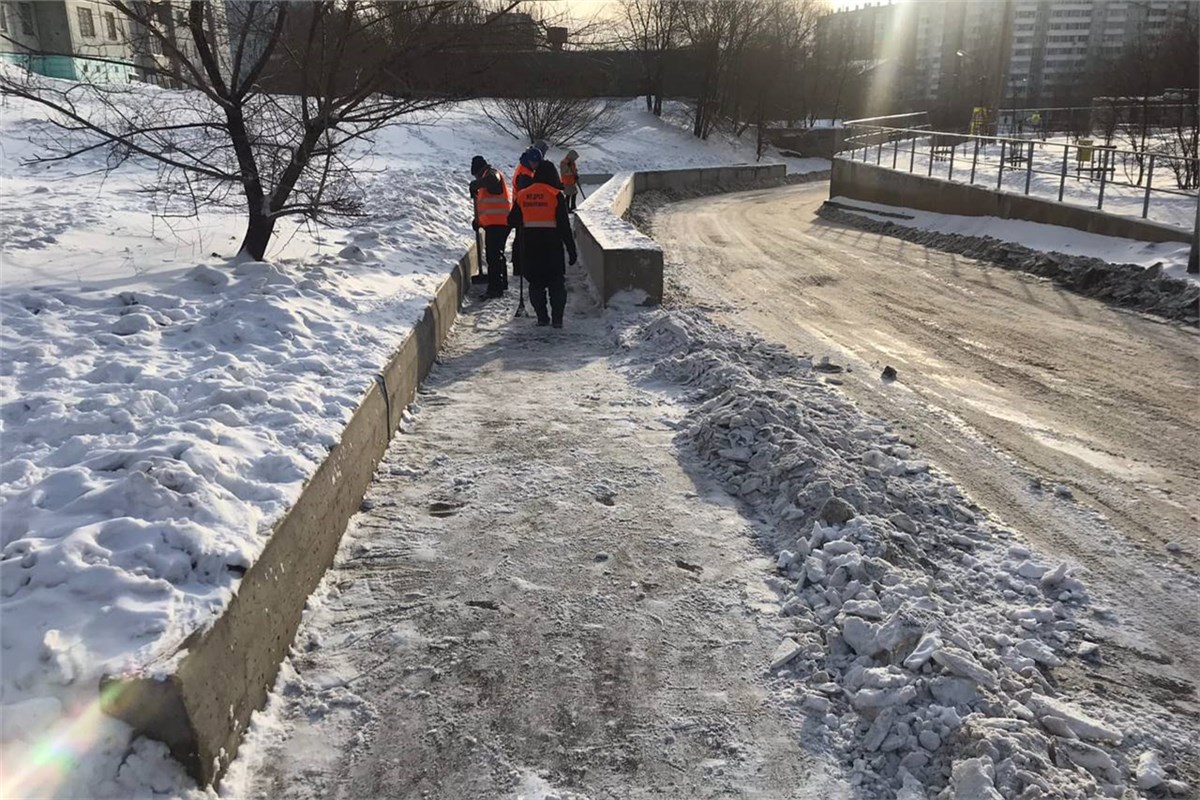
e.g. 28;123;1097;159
947;756;1002;800
896;767;927;800
863;708;896;752
1135;750;1165;790
903;631;941;670
1015;638;1064;667
932;646;998;689
770;638;805;670
852;685;918;711
802;694;832;714
841;616;879;656
1016;560;1046;579
1058;739;1122;784
929;676;978;707
842;599;884;619
1025;694;1123;744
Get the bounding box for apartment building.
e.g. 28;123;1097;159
0;0;228;85
817;0;1194;112
0;1;141;81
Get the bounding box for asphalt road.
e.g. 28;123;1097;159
651;182;1200;704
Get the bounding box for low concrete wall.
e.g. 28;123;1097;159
576;164;787;305
767;127;840;159
830;158;1192;244
101;242;480;787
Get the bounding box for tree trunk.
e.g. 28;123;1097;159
238;213;277;261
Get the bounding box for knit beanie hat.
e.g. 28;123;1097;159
470;155;487;177
519;147;542;170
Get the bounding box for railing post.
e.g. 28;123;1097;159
1059;144;1069;202
948;143;955;181
1024;141;1034;195
1142;154;1155;219
892;137;899;169
1098;149;1108;210
969;137;980;184
877;137;884;164
998;140;1007;189
910;136;917;173
928;138;935;177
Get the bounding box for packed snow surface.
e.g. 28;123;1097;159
0;77;823;797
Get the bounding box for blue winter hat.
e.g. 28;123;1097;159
519;147;542;170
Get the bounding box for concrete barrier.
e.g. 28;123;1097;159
576;164;787;305
100;243;480;787
830;158;1193;245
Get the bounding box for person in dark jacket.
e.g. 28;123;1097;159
465;154;508;298
508;160;577;328
469;155;511;298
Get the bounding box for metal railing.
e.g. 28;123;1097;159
838;123;1198;226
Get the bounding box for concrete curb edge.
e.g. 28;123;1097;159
100;242;479;787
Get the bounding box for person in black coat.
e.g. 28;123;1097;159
508;160;577;328
469;155;511;298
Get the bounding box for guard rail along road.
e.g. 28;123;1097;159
835;122;1196;244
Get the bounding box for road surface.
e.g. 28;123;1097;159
651;182;1200;703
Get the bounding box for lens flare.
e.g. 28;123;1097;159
1;682;128;799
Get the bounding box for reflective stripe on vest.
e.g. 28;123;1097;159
475;168;510;227
516;183;557;229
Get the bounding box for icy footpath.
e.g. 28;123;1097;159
615;309;1195;799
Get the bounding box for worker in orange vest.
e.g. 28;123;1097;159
559;149;580;211
511;147;542;278
470;155;511;299
508;159;577;328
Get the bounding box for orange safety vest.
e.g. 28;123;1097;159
513;162;535;190
516;183;559;229
474;168;510;227
559;159;578;187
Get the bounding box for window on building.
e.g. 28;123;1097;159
77;7;95;38
17;2;33;35
104;11;117;40
0;5;7;34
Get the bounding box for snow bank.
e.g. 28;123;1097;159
1;78;815;795
617;309;1196;800
827;196;1194;283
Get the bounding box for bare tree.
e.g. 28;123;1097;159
680;0;772;140
618;0;685;116
0;0;516;260
734;0;822;157
485;95;620;146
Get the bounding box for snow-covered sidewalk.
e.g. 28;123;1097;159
226;273;845;798
227;264;1194;798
